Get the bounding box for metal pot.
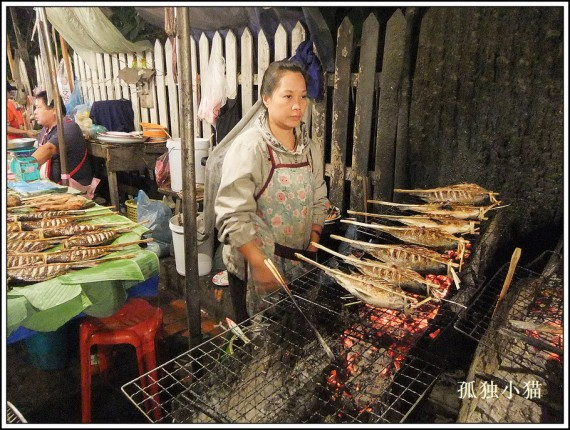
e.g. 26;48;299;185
7;138;37;151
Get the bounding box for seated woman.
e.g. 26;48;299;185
7;81;37;140
32;91;94;186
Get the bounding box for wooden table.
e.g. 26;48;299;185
87;140;167;211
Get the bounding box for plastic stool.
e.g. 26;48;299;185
80;298;163;423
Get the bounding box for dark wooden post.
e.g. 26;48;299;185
177;6;203;350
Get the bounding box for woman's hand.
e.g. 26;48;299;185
239;241;281;294
26;129;39;137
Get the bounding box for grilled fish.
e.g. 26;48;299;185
330;235;459;274
295;253;412;311
311;242;440;296
342;219;468;251
7;261;98;283
7;239;61;253
7;208;112;221
62;226;139;248
347;211;479;235
393;183;499;205
367;200;501;221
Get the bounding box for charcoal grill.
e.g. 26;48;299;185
454;250;564;391
122;257;456;424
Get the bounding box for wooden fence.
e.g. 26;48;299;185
33;10;411;214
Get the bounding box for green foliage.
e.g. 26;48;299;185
109;7;167;43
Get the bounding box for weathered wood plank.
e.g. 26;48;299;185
72;53;83;100
291;21;306;56
146;49;158;124
328;17;354;213
258;30;270;96
240;28;254;115
165;38;179;138
118;53;130;100
94;53;105;100
154;39;169;129
393;8;421;194
350;13;380;212
311;43;327;170
126;53;141;131
111;54;122;101
275;24;287;61
83;62;96;104
138;52;149;123
103;53;114;100
199;32;210;138
374;9;406;201
225;30;238;101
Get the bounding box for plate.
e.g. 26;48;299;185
96;133;145;144
324;205;341;224
8;138;37;150
212;270;229;286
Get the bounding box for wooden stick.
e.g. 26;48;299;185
59;33;74;92
264;258;335;360
492;247;522;317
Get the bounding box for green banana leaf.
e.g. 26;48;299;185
7;296;34;337
7;278;83;310
20;293;91;333
81;280;129;318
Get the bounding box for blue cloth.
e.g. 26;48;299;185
89;99;135;132
290;40;325;101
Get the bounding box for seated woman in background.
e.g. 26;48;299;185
32;91;94;186
7;81;37;140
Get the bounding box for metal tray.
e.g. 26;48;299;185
7;138;37;150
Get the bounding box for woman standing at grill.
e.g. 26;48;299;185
215;60;329;323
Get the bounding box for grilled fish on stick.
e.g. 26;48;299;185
393;183;499;205
347;210;479;235
7;261;102;283
367;200;501;221
310;242;440;296
295;252;414;311
7;207;113;221
330;234;459;275
7;239;152;268
62;225;141;248
7;238;64;253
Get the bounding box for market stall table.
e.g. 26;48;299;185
87;140;167;211
6;186;160;346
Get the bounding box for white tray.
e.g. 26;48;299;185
96;134;145;144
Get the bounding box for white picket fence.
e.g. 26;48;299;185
34;22;310;140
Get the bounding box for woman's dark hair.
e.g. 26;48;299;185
260;60;308;103
35;90;67;116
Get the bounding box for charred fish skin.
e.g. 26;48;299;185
7;254;45;268
63;231;119;248
7;264;70;283
351;263;429;296
393;183;499;205
7;240;59;254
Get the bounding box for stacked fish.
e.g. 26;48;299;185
7;193;150;284
297;183;504;313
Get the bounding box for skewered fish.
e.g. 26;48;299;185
367;200;501;221
7;261;99;283
7;239;62;253
14;194;94;211
62;227;138;248
330;234;459;275
310;242;441;296
13;212;114;231
347;210;479;235
7;239;152;268
295;252;413;311
342;219;468;252
8;194;22;207
393;183;499;205
7;208;113;221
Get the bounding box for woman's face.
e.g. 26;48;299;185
34;98;56;127
263;71;307;130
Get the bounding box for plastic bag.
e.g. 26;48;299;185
57;59;72;105
154;152;171;189
74;103;93;138
197;43;228;126
136;190;172;245
64;79;83;115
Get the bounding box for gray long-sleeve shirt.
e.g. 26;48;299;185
215;110;329;279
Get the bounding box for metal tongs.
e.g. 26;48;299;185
264;258;335;360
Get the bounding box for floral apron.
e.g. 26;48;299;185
245;144;314;316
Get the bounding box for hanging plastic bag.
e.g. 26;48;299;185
197;43;228;126
154;152;171;189
64;79;83;116
57;59;72;105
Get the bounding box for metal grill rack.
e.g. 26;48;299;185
122;274;444;424
453;251;563;388
7;401;28;424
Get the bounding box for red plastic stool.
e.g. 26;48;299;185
80;298;163;423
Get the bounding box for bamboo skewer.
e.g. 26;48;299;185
492;247;522;317
264;258;335;360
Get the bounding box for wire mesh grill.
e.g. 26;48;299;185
122;278;444;424
6;401;28;424
453;251;564;389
